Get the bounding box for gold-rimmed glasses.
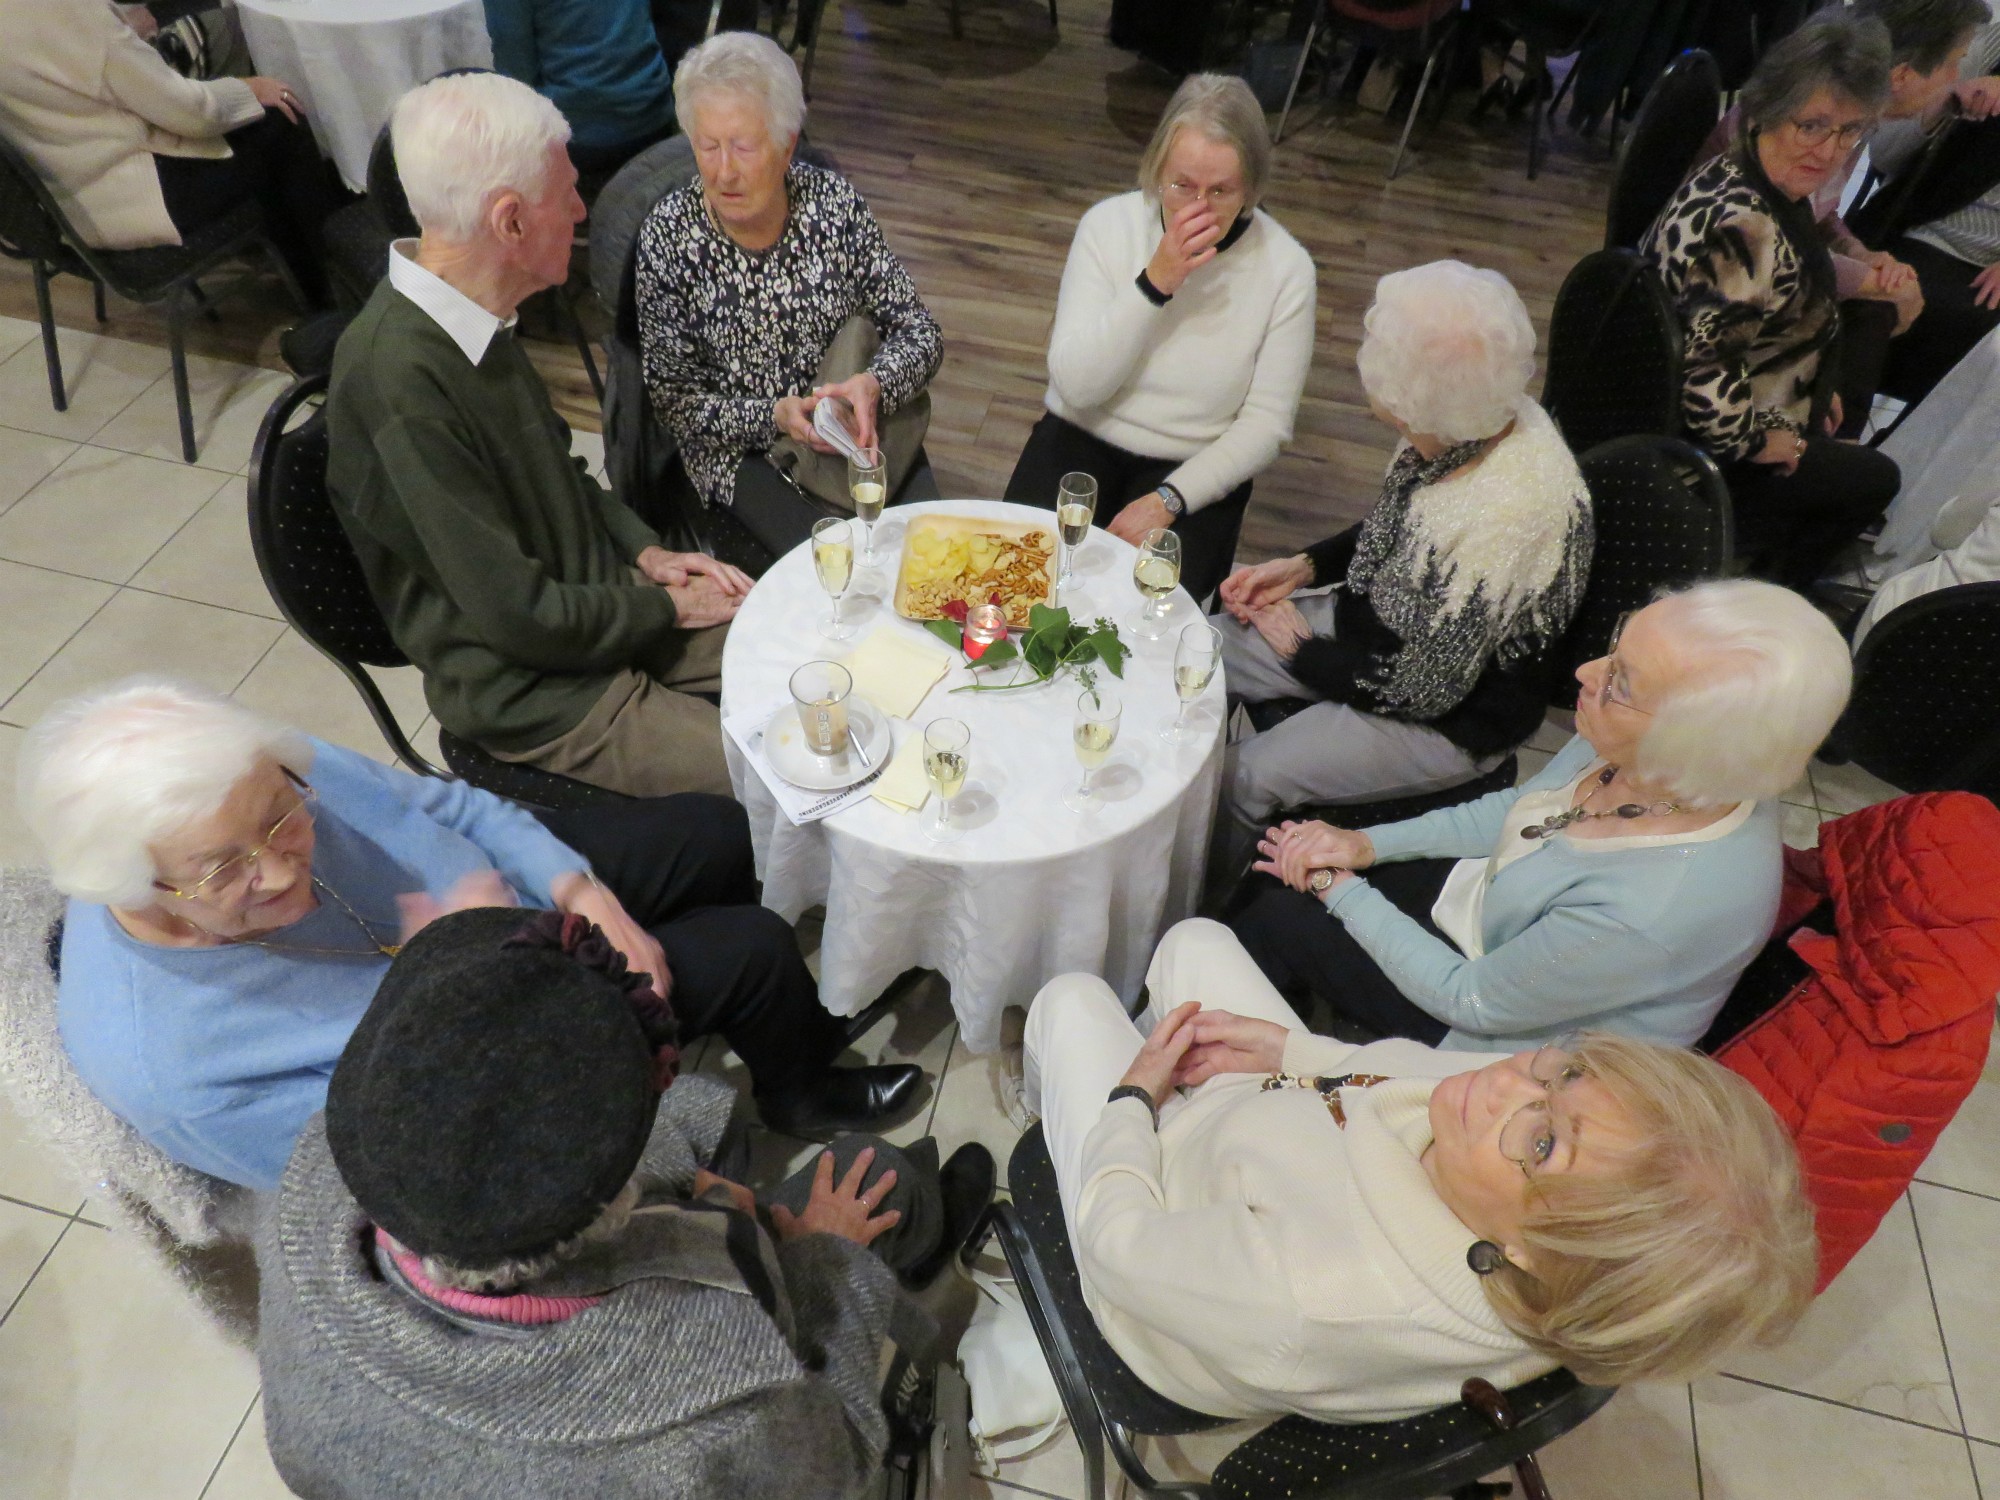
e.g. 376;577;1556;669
1496;1038;1591;1181
153;778;317;903
1161;178;1245;211
1596;611;1653;715
1786;115;1870;151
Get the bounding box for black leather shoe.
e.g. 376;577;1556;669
902;1142;997;1291
758;1063;924;1136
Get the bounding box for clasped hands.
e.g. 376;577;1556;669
1114;1002;1293;1108
1218;553;1316;660
637;546;752;629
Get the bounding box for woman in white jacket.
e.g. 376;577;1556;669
1003;73;1316;605
1023;919;1817;1422
0;0;339;304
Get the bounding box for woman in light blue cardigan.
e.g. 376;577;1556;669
1229;580;1854;1051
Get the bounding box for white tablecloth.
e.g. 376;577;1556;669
721;500;1226;1054
235;0;494;193
1873;327;2000;576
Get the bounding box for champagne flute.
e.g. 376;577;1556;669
1061;683;1122;813
1055;471;1097;594
1131;527;1182;641
1162;620;1222;743
849;446;886;567
812;516;855;641
922;717;971;844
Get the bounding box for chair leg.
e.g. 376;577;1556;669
1046;0;1056;28
559;292;605;404
31;262;67;413
1526;47;1547;180
167;289;198;464
92;278;107;323
949;0;962;39
263;234;311;314
1275;15;1321;144
1389;33;1447;180
797;0;822;95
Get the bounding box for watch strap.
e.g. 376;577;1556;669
1106;1084;1159;1127
1156;482;1186;518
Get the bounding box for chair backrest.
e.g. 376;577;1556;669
365;127;419;240
0;129;86;268
1542;248;1684;457
246;374;442;776
1604;48;1722;250
1839;580;2000;798
1551;434;1731;706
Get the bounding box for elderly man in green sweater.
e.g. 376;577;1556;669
328;71;748;798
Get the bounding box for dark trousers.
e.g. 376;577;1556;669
1003;410;1252;606
728;451;942;560
531;793;848;1102
1833;297;1899;438
1228;860;1458;1046
1880;237;2000;407
153;109;345;308
1720;435;1901;590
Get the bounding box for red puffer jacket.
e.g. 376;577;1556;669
1715;791;2000;1291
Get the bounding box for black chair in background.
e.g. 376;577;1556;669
1832;580;2000;801
1541;247;1683;456
1478;0;1608;179
1275;0;1467;180
1602;48;1722;250
0;131;307;464
971;1123;1616;1500
1548;433;1730;708
246;373;631;812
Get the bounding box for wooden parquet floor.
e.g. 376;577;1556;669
0;0;1617;560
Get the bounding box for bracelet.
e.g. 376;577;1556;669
1106;1084;1159;1128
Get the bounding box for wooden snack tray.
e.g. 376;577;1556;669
893;514;1057;629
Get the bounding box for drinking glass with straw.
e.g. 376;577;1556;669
812;516;856;641
1061;682;1122;813
1055;471;1097;594
1162;620;1222;742
849;446;886;568
922;717;970;843
1131;527;1181;641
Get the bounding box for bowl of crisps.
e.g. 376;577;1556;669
894;515;1056;629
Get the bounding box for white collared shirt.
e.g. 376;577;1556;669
386;239;518;366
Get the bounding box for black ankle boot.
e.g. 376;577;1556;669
758;1063;924;1136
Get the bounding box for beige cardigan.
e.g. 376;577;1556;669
0;0;264;249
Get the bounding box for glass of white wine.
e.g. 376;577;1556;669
1055;471;1097;594
849;446;887;567
922;717;971;843
1061;683;1122;813
1131;527;1182;641
812;516;856;641
1162;620;1222;743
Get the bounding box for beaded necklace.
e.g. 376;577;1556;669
1259;1071;1394;1128
1519;764;1690;841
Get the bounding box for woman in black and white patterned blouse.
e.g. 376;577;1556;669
634;32;943;557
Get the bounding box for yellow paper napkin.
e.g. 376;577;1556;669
871;730;931;813
841;625;955;720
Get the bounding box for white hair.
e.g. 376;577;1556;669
1356;261;1538;443
1138;73;1273;208
391;72;572;242
17;678;314;908
673;31;806;143
1636;580;1854;806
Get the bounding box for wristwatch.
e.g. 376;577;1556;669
1106;1083;1159;1127
1156;483;1187;519
1310;868;1338;894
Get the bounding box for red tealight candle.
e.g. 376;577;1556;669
964;602;1007;661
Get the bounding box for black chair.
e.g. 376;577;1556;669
971;1124;1615;1500
1603;48;1722;251
245;373;632;812
1276;0;1467;180
1478;0;1608;179
0;131;306;464
1551;433;1732;707
1541;248;1683;457
1831;580;2000;801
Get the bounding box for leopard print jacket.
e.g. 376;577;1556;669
634;162;944;509
1642;152;1837;464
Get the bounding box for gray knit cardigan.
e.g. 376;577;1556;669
257;1075;906;1499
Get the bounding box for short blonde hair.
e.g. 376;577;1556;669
1356;261;1538;442
1482;1034;1818;1385
1137;73;1272;209
392;72;572;242
1636;579;1853;807
674;31;805;144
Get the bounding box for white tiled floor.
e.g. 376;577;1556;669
0;320;1990;1498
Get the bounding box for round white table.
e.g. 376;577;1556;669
1873;326;2000;576
721;500;1226;1055
235;0;494;193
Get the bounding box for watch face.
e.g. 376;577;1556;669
1312;869;1333;892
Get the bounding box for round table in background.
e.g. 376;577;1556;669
234;0;494;192
1874;326;2000;576
720;500;1226;1054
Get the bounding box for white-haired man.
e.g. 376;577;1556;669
328;71;748;800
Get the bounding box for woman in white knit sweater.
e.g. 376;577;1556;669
1003;74;1317;604
1023;919;1818;1422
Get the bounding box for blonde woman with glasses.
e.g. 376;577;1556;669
1003;72;1316;604
1228;579;1851;1051
1020;918;1818;1420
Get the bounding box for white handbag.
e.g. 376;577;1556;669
957;1265;1067;1471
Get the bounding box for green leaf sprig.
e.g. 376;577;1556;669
924;604;1128;693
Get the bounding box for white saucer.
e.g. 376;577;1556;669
764;698;893;791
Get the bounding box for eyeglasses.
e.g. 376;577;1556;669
153;777;316;903
1497;1038;1591;1181
1161;178;1244;208
1786;116;1870;150
1595;611;1653;715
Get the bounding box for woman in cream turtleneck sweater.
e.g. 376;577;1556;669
1023;919;1818;1423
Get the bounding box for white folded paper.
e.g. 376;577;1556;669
841;624;956;719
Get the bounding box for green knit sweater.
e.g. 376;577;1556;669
328;283;681;753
